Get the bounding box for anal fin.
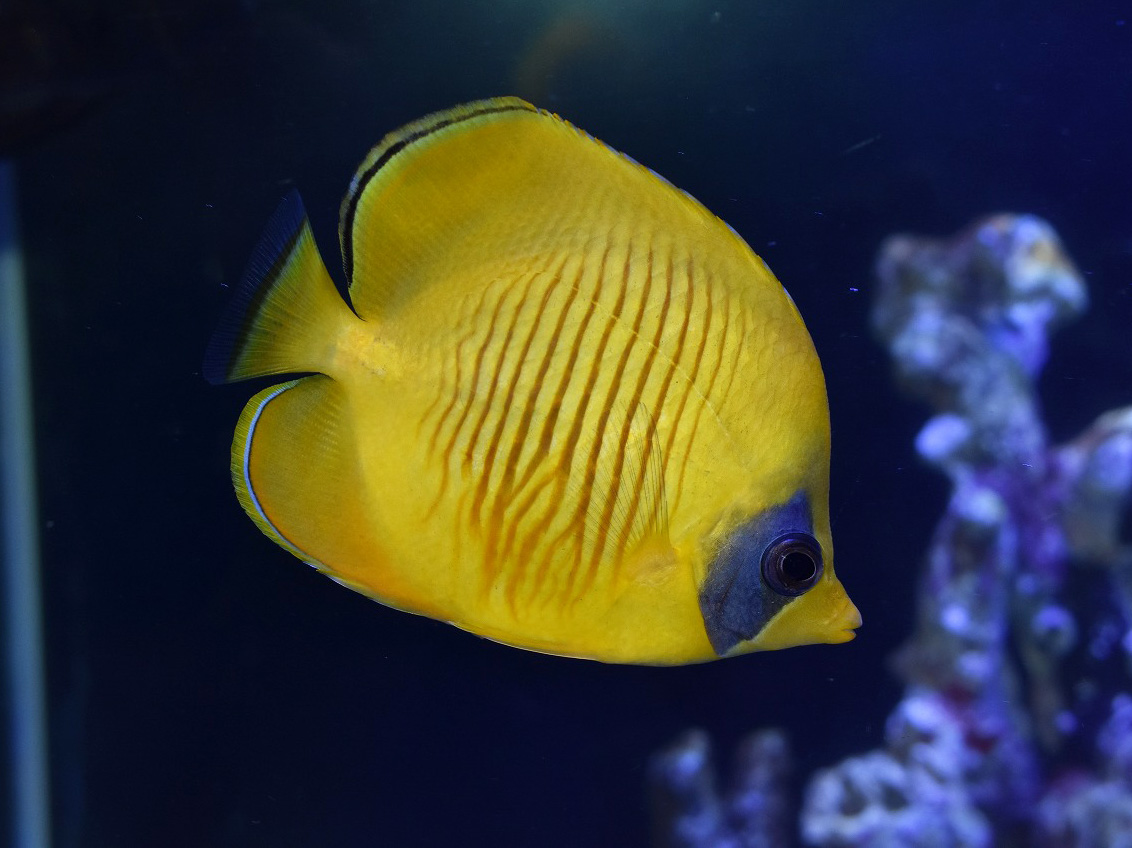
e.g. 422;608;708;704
233;375;391;597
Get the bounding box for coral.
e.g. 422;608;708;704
648;215;1132;846
649;729;792;848
1036;694;1132;848
803;693;994;848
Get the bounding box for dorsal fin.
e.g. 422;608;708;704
336;96;735;321
338;98;538;317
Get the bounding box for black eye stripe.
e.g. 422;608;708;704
698;490;820;655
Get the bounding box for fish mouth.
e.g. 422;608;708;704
824;596;863;644
826;627;858;644
744;576;863;652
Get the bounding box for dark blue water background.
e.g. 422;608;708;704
8;0;1132;845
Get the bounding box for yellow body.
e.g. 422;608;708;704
206;98;860;664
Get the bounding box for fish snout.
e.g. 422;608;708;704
823;586;862;643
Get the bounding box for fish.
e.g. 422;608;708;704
204;97;861;664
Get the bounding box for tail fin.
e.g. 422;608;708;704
204;190;351;384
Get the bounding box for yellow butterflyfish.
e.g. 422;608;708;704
205;97;861;664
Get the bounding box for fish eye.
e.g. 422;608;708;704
761;533;823;596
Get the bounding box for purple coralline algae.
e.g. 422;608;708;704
649;215;1132;846
650;728;793;848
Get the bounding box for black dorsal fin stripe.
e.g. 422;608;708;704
340;100;537;285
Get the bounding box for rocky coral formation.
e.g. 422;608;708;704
650;729;791;848
649;215;1132;846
